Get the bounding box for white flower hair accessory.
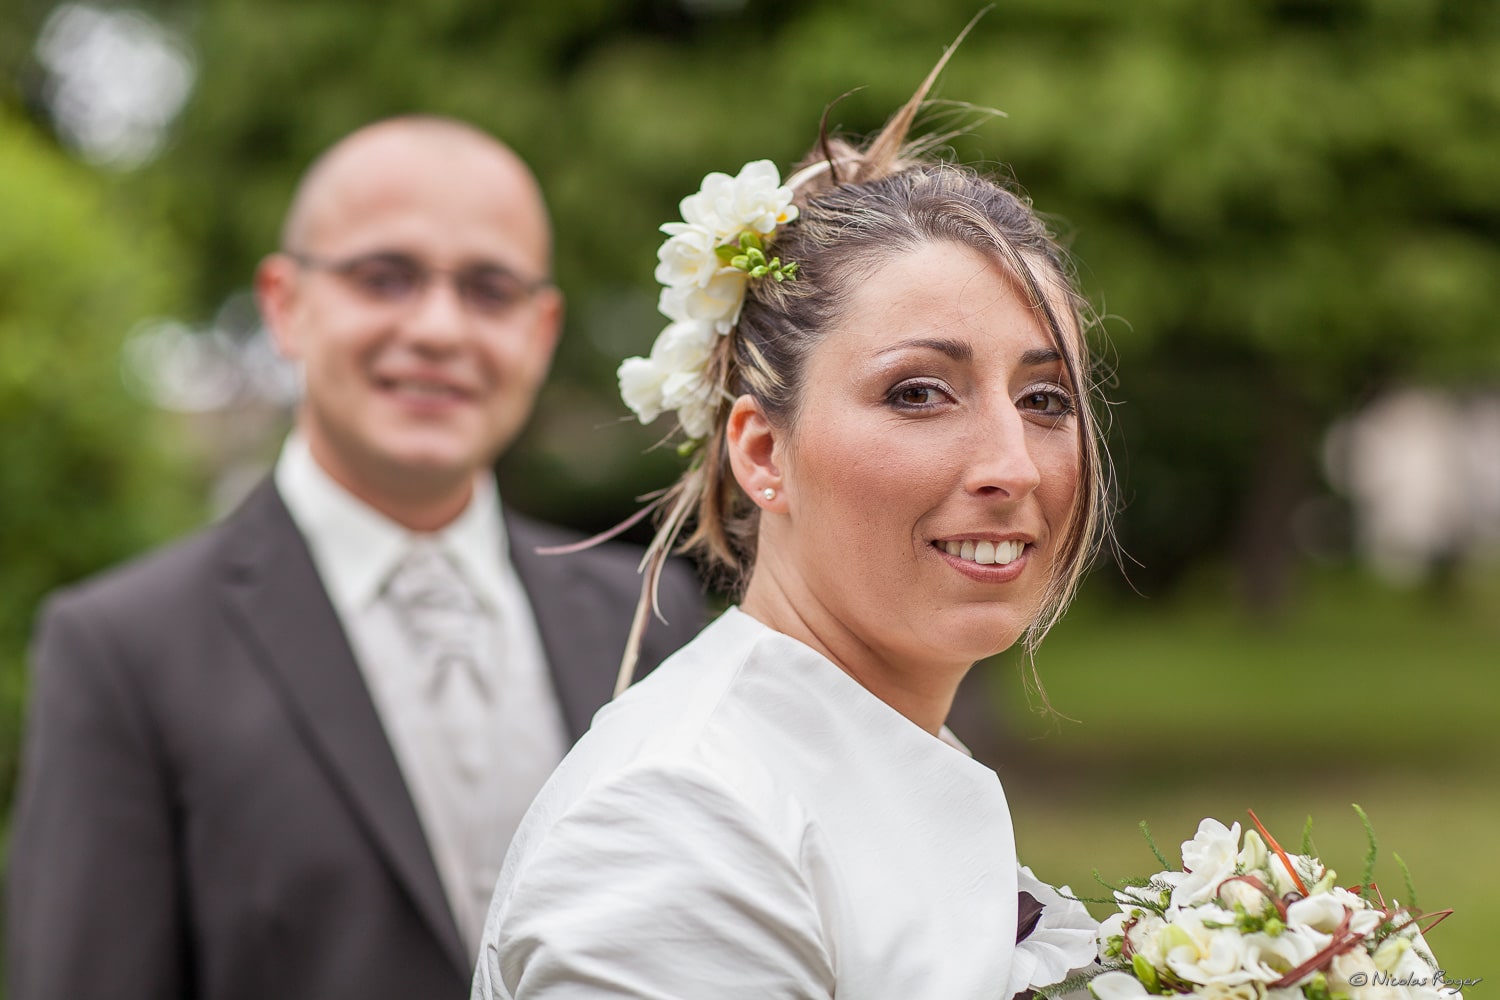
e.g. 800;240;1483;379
618;159;799;444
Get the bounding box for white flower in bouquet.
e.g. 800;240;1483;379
1328;949;1381;994
1161;904;1257;985
1100;908;1169;966
1049;807;1460;1000
1171;819;1245;908
1241;926;1330;982
1287;889;1383;937
1194;984;1262;1000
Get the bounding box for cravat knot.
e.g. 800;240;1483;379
384;543;491;701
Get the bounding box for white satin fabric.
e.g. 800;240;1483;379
473;607;1094;999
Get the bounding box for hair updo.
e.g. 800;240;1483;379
622;40;1115;688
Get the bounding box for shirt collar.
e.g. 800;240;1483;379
274;433;510;616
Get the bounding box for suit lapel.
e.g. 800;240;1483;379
219;482;471;979
507;513;620;742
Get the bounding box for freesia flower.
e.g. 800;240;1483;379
1267;851;1320;898
1217;876;1275;914
1161;904;1257;986
1288;888;1382;937
1101;910;1169;966
1241;926;1328;983
1329;950;1394;1000
618;356;668;425
658;269;749;334
671;159;798;241
1195;984;1261;1000
660;368;718;440
654;224;722;289
1089;970;1150;1000
624;158;801;441
1173;819;1243;907
1238;829;1270;871
1372;934;1414;972
618;320;718;427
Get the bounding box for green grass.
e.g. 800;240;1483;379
987;565;1500;771
968;566;1499;977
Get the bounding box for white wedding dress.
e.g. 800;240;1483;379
472;608;1094;999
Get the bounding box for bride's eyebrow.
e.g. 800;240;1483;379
873;337;972;362
1019;347;1063;368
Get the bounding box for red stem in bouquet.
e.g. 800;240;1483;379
1247;808;1310;896
1266;893;1452;988
1215;874;1290;921
1270;907;1360;988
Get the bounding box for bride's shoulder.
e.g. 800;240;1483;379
501;753;818;923
585;607;800;766
485;755;836;999
505;609;834;874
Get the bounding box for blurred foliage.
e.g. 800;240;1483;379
0;0;1494;767
35;0;1489;602
0;111;203;845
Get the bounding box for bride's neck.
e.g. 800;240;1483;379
739;568;963;737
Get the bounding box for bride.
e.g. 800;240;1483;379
473;42;1110;1000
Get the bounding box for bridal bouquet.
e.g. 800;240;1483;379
1059;808;1459;1000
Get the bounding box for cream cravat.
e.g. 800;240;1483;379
385;542;493;707
382;539;505;952
384;539;498;795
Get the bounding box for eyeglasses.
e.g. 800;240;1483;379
286;251;552;318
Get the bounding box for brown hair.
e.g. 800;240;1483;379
621;32;1114;689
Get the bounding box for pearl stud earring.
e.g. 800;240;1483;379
762;488;777;501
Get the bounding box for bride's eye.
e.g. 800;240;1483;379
888;380;951;410
1018;385;1075;417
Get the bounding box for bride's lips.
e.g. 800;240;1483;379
930;535;1033;583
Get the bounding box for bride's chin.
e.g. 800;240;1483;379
933;619;1027;665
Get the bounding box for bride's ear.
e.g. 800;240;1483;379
725;395;786;512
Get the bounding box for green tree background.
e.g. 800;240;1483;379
0;108;202;857
3;0;1496;980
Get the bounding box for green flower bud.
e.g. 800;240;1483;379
1131;953;1160;993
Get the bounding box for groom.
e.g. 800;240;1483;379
6;117;704;1000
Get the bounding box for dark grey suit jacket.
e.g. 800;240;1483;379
6;479;705;1000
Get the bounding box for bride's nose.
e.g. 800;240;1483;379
962;403;1042;499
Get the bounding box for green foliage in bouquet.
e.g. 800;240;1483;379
1040;807;1456;1000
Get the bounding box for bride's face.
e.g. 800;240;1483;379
772;240;1081;669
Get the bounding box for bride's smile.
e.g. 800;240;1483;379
732;239;1082;730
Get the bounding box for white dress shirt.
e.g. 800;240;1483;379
275;435;569;959
473;607;1095;1000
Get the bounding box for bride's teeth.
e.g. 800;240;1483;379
942;539;1027;565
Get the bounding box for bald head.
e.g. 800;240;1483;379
280;116;552;267
256;114;565;529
